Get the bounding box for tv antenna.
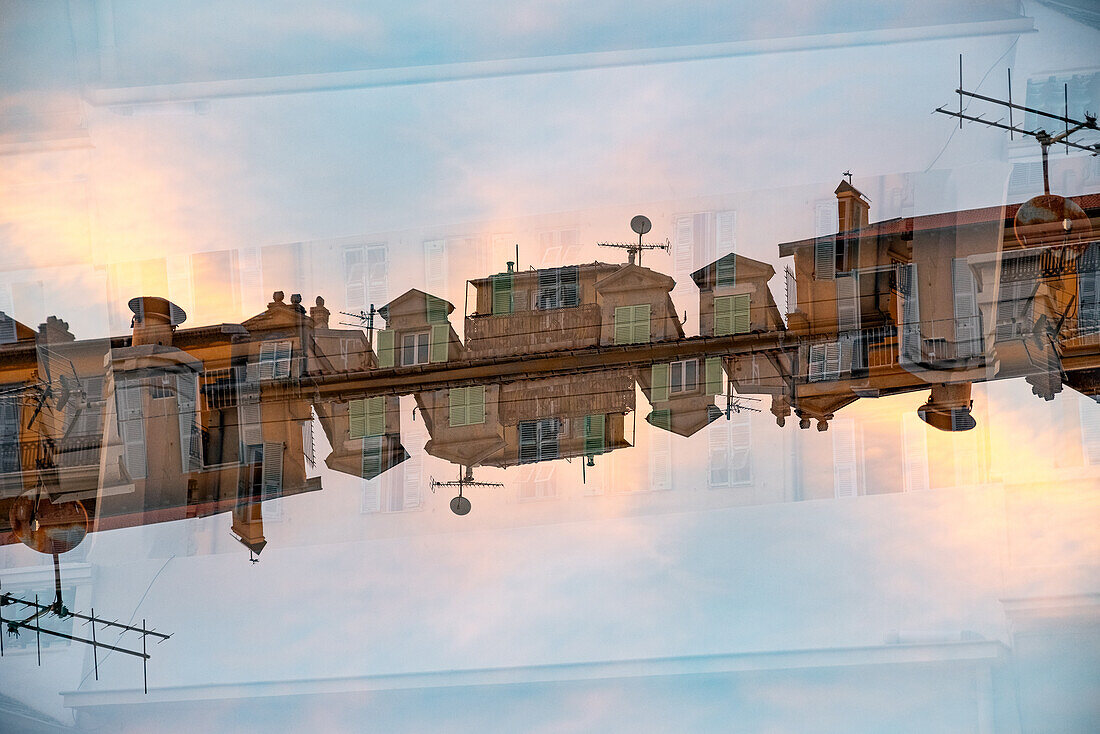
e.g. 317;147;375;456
1;557;171;693
430;466;502;515
724;385;761;418
339;303;380;332
934;56;1099;195
597;215;670;266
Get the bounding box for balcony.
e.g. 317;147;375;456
465;304;602;358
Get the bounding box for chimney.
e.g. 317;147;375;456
37;316;75;344
129;296;183;347
506;261;515;273
310;296;330;328
835;180;870;233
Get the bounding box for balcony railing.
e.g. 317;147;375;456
0;435;103;474
465;304;603;357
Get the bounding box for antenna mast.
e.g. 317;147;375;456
597;215;669;266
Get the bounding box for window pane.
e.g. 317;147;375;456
685;359;698;390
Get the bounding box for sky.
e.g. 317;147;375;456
1;1;1100;732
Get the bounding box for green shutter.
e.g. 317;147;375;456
584;414;606;455
632;304;651;343
366;396;386;437
732;293;750;333
429;324;449;363
426;295;448;324
349;399;367;439
376;329;395;368
613;306;633;344
651;363;669;403
466;385;485;425
714;296;734;335
705;357;724;395
449;387;467;427
650;409;672;431
491;274;513;314
361;436;383;479
716;254;736;287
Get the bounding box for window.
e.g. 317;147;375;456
649;429;672;491
1078;246;1100;334
832;420;861;498
0;390;20;473
344;243;388;311
715;254;736;288
808;341;842;382
402;331;430;366
708;413;751;487
835;272;860;332
584;414;606;456
536;266;580;310
518;463;556;500
491;273;513;314
115;379;146;479
151;375;173;399
261;442;284;520
669;359;698;395
518;419;559;464
953;258;981;357
613;304;651;344
449;386;486;427
349;396;385;438
714;294;749;336
258;340;292;380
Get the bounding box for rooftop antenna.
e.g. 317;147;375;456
597;215;669;266
1;563;171;691
339;303;380;334
724;382;761;418
933;58;1099;195
429;466;503;515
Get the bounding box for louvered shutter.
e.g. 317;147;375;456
952;259;980;357
426;295;448;324
449;388;468;427
177;372;201;472
705;357;723;395
708;421;730;487
716;211;736;258
716;254;736;287
560;266;579;307
261;442;283;501
403;455;422;510
901;413;930;491
1078;257;1100;334
539;419;559;460
584;414;606;455
537;268;558;310
239;402;262;447
122;417;146;479
729;414;752;483
0;286;16;344
824;341;842;380
649;432;672;490
732;294;750;334
714;296;734;336
491;273;513;314
303;418;315;468
897;263;921;363
650;409;671;432
466;385;485;425
349;399;367;439
632;304;651;343
808;343;826;382
365;396;385;437
651;363;669;403
376;329;395;368
614;307;633;344
673;215;694;275
361;436;384;482
424;240;446;296
258;342;276;381
1079;398;1100;465
815;236;836;281
518;421;538;463
832;421;859;497
836;272;860;332
274;341;292;379
429;324;449;363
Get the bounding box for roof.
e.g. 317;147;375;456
777;192;1100;257
690;252;776;288
468;261;619;286
378;288;455;321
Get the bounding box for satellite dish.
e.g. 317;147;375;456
630;215;652;236
450;496;471;516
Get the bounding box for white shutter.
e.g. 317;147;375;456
122;418;146;480
824;341;842;380
673;215;694;275
1079;398;1100;465
784;265;797;317
832;420;859;498
240;403;262;447
708;421;730;487
258;342;276;381
0;286;17;344
815;236;836;281
729;413;752;484
901;412;929;491
1078;253;1100;334
716;211;736;258
261;442;283;501
808;343;826;382
424;239;447;297
403;455;422;510
274;341;292;379
303;417;315;468
897;263;921;364
177;372;201;472
836;272;860;332
953;259;980;357
239;247;263;315
649;431;672;491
